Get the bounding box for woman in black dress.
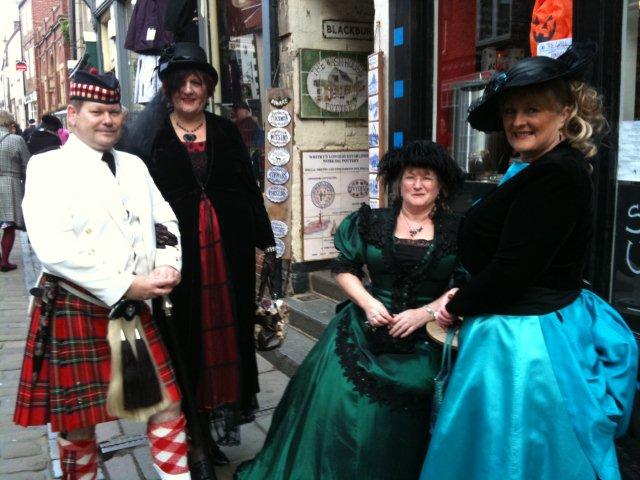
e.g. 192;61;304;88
137;43;275;479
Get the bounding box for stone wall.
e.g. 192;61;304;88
275;0;375;262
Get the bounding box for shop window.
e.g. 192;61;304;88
611;0;640;330
435;0;534;182
216;0;265;188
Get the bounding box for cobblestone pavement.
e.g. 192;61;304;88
0;233;286;479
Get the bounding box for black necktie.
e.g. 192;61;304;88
102;152;116;176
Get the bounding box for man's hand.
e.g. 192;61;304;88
124;274;176;301
150;266;181;288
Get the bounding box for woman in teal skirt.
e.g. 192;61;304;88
421;43;638;480
235;141;465;480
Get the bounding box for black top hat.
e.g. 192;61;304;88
158;42;219;87
70;70;121;104
467;42;598;132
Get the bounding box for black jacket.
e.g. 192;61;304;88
447;143;594;316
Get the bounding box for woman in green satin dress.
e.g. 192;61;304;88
235;140;465;480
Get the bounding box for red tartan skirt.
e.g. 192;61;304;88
13;288;181;433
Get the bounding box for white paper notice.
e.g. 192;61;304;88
618;121;640;182
537;38;572;59
146;28;156;41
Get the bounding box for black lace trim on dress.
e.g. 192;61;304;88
335;313;429;412
330;256;365;279
332;204;460;409
394;237;433;247
357;204;459;315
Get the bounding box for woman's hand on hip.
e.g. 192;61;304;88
388;307;431;338
364;299;394;327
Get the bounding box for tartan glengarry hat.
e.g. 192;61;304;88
467;41;598;132
70;70;121;104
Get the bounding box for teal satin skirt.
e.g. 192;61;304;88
421;290;638;480
236;302;441;480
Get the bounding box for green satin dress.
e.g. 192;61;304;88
235;205;464;480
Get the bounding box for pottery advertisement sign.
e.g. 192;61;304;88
300;49;368;119
302;150;369;260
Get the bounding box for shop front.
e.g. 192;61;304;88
387;0;639;468
389;0;639;337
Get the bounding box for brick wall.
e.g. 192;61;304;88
32;0;69;115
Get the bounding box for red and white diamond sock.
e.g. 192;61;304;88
148;414;190;479
58;436;98;480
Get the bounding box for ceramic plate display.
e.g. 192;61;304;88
275;238;286;258
266;167;290;185
268;148;291;166
268;109;292;128
266;185;289;203
267;128;291;147
271;220;289;238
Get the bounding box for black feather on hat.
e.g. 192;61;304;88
467;41;598;132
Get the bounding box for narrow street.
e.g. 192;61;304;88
0;233;287;479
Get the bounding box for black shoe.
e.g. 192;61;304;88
210;443;230;466
189;457;218;480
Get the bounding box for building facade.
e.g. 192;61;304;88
33;0;70;114
19;0;37;122
1;21;27;127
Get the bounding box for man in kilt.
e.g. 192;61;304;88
14;70;192;479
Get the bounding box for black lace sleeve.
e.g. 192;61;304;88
330;256;364;278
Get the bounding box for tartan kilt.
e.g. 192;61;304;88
13;287;181;433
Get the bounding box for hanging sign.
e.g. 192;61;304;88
266;185;289;203
268;148;291;166
266;166;290;185
322;20;373;41
267;128;291;147
299;49;368;119
268;109;292;128
269;96;291;108
271;220;289;238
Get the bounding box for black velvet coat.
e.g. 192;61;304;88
146;111;274;411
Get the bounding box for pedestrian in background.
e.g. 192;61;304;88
27;114;62;155
0;110;30;272
21;118;36;142
422;42;638;480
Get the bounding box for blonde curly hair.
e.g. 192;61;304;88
561;80;608;158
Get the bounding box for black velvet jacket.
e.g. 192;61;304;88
447;143;594;316
146;111;274;408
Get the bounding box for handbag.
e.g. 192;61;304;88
430;327;457;433
254;272;288;351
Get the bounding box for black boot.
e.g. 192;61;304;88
188;450;218;480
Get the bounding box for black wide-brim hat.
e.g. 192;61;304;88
467;42;598;132
158;42;219;87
